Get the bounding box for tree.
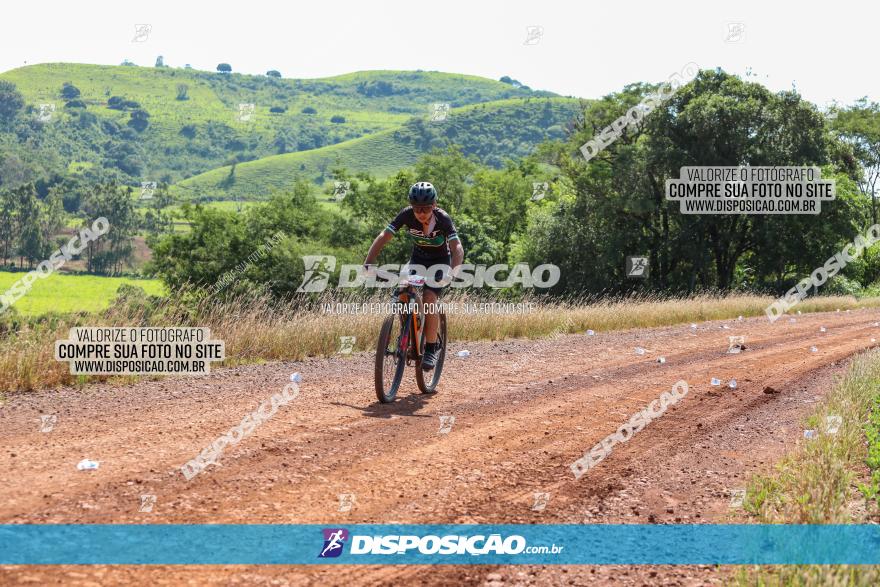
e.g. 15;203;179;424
535;70;865;294
273;129;293;153
0;80;24;123
147;182;339;295
60;82;81;100
176;84;189;101
216;63;232;74
0;188;17;265
414;146;477;214
13;184;42;268
108;96;141;111
462;165;532;257
833;99;880;225
330;115;346;124
266;70;281;78
141;184;174;236
79;184;137;274
40;190;65;258
128;109;150;132
155;55;165;67
301;106;317;115
356;80;397;97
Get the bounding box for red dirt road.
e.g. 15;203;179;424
2;309;879;585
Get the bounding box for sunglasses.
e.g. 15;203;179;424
412;206;433;213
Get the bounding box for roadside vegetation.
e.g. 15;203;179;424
2;289;879;393
735;350;880;586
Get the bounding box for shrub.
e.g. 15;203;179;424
108;96;141;111
60;82;81;100
128;109;150;132
330;115;346;124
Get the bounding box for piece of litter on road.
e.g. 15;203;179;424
728;380;737;389
810;346;818;353
819;327;826;333
836;309;840;313
872;338;877;343
77;459;99;471
737;315;744;321
804;429;818;440
690;323;697;329
721;325;731;329
711;378;721;386
457;350;471;358
290;372;302;383
586;330;595;336
797;311;802;315
634;347;646;355
656;357;666;364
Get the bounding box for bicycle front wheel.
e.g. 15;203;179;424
375;314;408;403
416;312;447;394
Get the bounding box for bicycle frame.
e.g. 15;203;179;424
375;273;446;402
396;279;424;360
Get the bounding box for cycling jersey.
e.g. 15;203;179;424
385;206;459;260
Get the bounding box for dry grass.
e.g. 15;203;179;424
3;291;880;393
734;351;880;586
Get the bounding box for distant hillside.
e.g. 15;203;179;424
0;63;557;188
175;97;582;201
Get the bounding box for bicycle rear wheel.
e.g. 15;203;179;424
416;312;447;394
375;313;408;403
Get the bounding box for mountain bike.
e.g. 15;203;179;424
374;274;447;403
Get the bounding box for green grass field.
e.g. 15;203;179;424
0;271;165;316
0;64;441;142
0;63;573;205
0;64;547;183
175;97;581;201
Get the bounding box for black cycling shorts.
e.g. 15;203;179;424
407;253;451;296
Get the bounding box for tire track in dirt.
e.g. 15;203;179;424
1;309;878;585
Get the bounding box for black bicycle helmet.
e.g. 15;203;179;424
408;181;437;205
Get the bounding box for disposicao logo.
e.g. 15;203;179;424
319;528;349;558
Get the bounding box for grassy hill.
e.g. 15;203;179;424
0;63;559;188
174;97;582;201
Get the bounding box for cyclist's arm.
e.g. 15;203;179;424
366;210;408;266
444;212;464;271
364;229;393;266
450;237;464;270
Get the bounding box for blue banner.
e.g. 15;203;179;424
2;524;879;565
